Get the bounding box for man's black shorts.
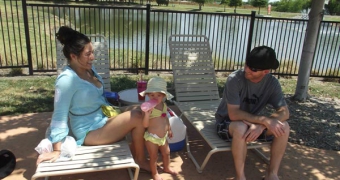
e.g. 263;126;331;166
215;121;274;142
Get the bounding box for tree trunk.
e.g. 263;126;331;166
292;0;325;102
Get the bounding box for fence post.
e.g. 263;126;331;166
246;11;256;59
144;4;151;75
22;0;33;75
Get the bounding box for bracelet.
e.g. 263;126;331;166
54;150;61;152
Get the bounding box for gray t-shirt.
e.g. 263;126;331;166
215;69;286;123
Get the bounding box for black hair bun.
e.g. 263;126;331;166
56;26;78;45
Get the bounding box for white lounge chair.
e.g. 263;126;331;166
32;141;139;180
168;34;271;173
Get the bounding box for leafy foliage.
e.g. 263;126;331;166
220;0;230;12
250;0;268;14
229;0;242;7
274;0;312;13
156;0;169;6
229;0;242;13
250;0;268;7
192;0;206;10
326;0;340;15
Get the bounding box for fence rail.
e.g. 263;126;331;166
0;0;339;78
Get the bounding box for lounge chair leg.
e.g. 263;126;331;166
128;167;139;180
186;134;203;173
252;148;270;164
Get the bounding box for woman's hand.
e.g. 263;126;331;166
36;151;61;166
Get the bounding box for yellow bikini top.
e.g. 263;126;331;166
150;103;167;119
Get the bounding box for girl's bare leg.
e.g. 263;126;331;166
159;142;178;175
145;140;163;180
84;108;150;171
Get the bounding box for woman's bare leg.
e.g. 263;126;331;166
84;108;150;171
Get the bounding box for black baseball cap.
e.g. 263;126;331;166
246;46;279;70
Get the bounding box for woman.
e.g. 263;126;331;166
36;26;149;171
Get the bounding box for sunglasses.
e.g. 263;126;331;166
248;66;264;72
246;63;264;72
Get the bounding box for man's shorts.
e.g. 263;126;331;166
216;121;274;142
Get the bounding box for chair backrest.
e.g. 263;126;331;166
56;34;111;92
168;35;220;103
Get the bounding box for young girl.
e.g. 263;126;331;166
140;77;178;180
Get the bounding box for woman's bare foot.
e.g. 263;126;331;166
163;167;178;175
152;173;163;180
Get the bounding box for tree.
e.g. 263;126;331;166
275;0;312;13
192;0;206;10
292;0;326;101
229;0;242;13
250;0;268;14
156;0;169;6
220;0;230;12
326;0;340;15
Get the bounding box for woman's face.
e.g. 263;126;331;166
147;92;166;104
71;43;95;70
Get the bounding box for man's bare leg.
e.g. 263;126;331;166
264;121;290;180
229;121;248;180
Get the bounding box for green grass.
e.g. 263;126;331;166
0;76;55;115
1;73;339;116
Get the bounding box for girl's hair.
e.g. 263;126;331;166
56;26;91;61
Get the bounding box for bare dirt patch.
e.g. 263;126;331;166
262;95;340;151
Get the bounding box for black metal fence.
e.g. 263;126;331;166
0;0;339;78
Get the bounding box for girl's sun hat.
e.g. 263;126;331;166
139;77;174;100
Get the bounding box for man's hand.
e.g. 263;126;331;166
242;121;265;142
263;118;285;137
36;151;61;166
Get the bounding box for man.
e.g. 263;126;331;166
215;46;290;180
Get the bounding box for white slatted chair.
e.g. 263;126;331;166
168;34;271;173
32;35;138;180
32;141;139;180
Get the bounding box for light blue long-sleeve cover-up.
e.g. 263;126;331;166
47;66;109;145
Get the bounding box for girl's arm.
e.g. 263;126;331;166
142;109;152;128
